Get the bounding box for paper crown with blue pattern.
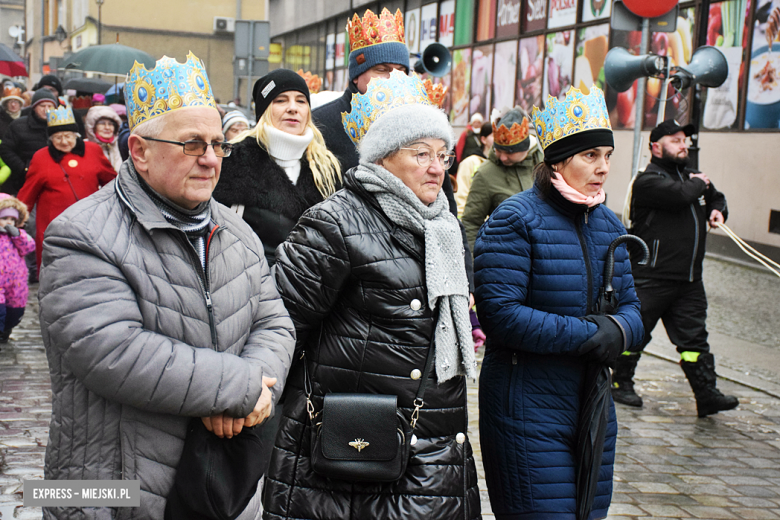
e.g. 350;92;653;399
47;106;76;128
125;52;217;130
531;84;611;151
342;69;447;146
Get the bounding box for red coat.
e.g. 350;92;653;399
17;141;116;271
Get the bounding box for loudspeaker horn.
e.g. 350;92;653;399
604;47;667;92
670;45;728;90
413;43;452;77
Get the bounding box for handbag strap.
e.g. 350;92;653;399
58;163;80;202
304;303;440;432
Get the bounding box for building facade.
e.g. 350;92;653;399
1;0;25;59
22;0;267;103
270;0;780;260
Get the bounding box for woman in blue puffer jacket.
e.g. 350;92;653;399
473;85;644;520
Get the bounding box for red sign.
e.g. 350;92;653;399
622;0;678;19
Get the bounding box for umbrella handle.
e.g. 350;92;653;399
603;235;649;295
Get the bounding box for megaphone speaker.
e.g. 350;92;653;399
604;47;667;92
670;45;728;90
413;43;452;77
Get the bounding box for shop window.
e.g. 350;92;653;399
582;0;612;23
420;4;440;50
407;8;422;54
477;0;497;41
496;0;521;39
605;28;641;130
440;0;456;47
494;40;518;111
548;0;578;29
745;0;779;129
543;30;575;106
434;73;453;113
523;0;548;33
517;35;545;112
471;44;495;118
574;24;610;92
451;48;473;124
455;0;475;46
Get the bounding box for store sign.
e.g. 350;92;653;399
406;8;421;54
439;0;456;47
582;0;612;22
325;33;335;70
523;0;548;33
420;4;438;51
496;0;521;38
548;0;577;28
335;32;345;67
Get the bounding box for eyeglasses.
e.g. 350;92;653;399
143;137;233;157
399;147;455;169
51;132;78;141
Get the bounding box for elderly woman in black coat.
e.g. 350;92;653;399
262;70;481;519
213;69;341;265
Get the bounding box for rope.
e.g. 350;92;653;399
714;223;780;278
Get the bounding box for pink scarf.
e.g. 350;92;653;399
96;133;115;144
551;172;605;208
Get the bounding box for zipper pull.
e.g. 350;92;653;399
585;210;589;225
205;290;217;345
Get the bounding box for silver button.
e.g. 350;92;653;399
410;369;422;380
456;433;466;444
410;299;422;311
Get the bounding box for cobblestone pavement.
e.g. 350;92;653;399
2;280;780;519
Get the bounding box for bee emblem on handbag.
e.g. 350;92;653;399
349;439;370;452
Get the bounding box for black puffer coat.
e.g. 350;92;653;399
0;113;49;194
263;169;481;520
212;137;337;265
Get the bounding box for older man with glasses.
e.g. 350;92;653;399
37;53;295;520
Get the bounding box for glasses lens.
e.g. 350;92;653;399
213;142;233;157
441;154;454;169
183;141;208;156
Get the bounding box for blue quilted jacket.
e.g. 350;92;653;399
474;185;643;520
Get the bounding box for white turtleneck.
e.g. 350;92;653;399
265;124;314;184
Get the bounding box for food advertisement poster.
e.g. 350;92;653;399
543;30;574;105
335;32;346;67
471;44;495;119
746;0;779;128
605;29;641;129
434;73;453;113
406;8;421;54
450;48;473;125
582;0;612;22
455;0;475;46
517;35;545;112
574;24;610;91
496;0;521;39
548;0;578;29
439;0;456;47
703;0;751;130
523;0;548;33
494;41;518;111
420;4;439;51
477;0;497;41
325;33;335;70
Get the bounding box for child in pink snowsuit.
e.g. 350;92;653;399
0;194;35;343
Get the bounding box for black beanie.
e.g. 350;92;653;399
543;128;614;164
252;69;310;122
36;75;63;96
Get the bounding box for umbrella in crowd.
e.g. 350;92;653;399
64;77;112;94
0;43;27;77
60;44;155;77
575;234;648;520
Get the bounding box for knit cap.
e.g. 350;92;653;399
31;89;58;109
222;110;250;134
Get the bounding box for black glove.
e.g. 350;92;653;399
578;315;625;367
3;225;19;237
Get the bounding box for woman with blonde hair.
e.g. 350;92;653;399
214;68;341;264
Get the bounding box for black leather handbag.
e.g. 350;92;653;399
305;308;438;483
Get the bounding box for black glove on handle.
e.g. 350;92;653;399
4;225;19;237
578;315;625;367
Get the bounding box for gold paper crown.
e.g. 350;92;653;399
297;69;322;94
2;85;22;100
493;117;530;147
531;84;612;150
47;106;76;127
125;52;217;130
425;80;447;107
347;8;405;54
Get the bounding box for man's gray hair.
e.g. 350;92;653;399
131;113;170;138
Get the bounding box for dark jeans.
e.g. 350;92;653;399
633;278;710;354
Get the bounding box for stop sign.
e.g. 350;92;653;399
623;0;678;18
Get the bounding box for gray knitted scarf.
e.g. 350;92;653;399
354;162;477;382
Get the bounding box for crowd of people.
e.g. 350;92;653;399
0;6;740;520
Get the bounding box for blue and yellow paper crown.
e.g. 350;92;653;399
125;52;217;130
47;106;76;128
341;69;447;146
531;85;611;150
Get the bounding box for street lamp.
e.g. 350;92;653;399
96;0;105;45
54;25;68;43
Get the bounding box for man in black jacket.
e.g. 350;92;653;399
613;119;738;417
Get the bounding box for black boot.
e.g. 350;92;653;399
0;328;11;344
680;352;739;417
611;352;643;407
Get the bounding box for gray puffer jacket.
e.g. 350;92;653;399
39;161;296;519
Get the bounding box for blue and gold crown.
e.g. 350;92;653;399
47;106;76;128
341;69;447;146
531;84;611;150
125;52;217;130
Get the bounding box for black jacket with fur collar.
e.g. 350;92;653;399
213;137;338;264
